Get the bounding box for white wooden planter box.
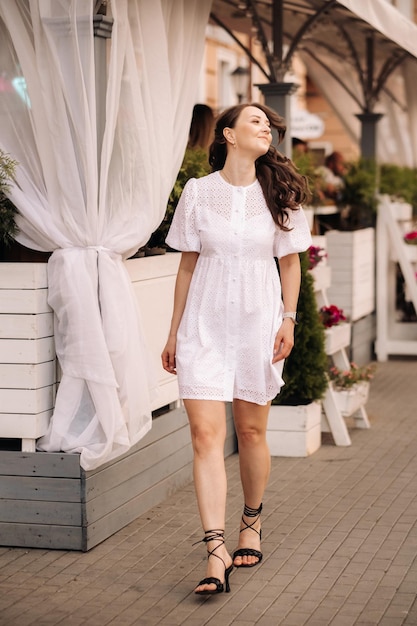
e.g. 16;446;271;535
267;401;322;457
126;253;181;410
390;201;413;222
332;382;369;417
310;264;332;292
325;228;375;321
0;263;56;450
0;253;182;451
324;323;351;355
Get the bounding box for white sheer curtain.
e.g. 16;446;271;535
0;0;211;470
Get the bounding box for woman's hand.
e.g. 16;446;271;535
272;318;295;363
161;335;177;374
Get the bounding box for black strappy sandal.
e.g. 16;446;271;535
233;503;263;568
194;529;233;595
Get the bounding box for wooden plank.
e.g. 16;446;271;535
0;410;51;439
85;463;193;551
0;522;82;551
85;404;235;494
0;337;55;363
0;361;56;389
151;377;179;411
0;263;48;289
85;407;190;476
0;450;81;478
0;288;50;314
125;253;180;283
85;411;236;525
0;385;54;413
0;475;81;502
84;421;193;502
85;439;193;523
0;499;81;525
0;312;53;339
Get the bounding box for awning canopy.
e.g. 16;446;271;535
210;0;417;165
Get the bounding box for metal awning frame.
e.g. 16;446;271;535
210;0;416;114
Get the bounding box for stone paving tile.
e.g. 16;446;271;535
1;359;417;625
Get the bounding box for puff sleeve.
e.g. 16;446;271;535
273;206;312;258
165;178;201;252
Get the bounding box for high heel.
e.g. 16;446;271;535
233;503;263;568
194;529;233;595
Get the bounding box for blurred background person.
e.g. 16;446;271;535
317;151;347;203
187;103;215;152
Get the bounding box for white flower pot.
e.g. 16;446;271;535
267;401;322;457
324;323;351;355
333;382;369;417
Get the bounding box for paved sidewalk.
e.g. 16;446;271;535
1;358;417;626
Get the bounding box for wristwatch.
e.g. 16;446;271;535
282;311;298;324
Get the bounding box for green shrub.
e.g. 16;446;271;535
380;163;417;211
339;158;378;230
146;147;211;249
273;251;328;405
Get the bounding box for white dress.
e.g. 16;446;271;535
166;171;312;405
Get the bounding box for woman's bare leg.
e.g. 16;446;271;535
233;399;271;566
184;399;233;592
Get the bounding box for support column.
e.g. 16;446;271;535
355;112;383;161
256;82;298;157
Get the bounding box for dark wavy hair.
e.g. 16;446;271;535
209;103;310;230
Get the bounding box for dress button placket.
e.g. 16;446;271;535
224;187;244;396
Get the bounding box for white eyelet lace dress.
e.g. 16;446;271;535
166;171;312;405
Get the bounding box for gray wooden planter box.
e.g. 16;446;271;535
0;405;237;551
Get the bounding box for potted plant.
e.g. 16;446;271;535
267;251;328;457
328;361;376;417
380;163;417;213
339;158;378;231
319;304;351;355
141;147;211;255
0;149;18;260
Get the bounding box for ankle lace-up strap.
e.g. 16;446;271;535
240;503;262;537
193;529;226;568
243;504;262;518
192;529;225;547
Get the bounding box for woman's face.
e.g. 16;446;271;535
226;105;272;158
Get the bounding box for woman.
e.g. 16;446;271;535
161;103;312;595
187;103;215;152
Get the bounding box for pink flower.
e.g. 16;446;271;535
328;362;377;390
319;304;347;328
404;231;417;245
308;245;327;270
